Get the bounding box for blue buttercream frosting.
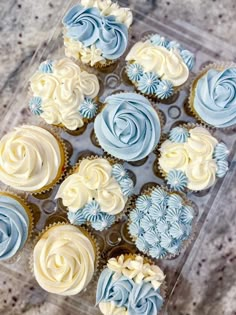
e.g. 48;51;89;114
67;210;86;225
91;213;115;231
155;80;174;99
126;63;143;82
149;34;169;47
79;98;98;119
169;126;190;143
137;72;160;95
128;283;163;315
39;60;53;73
119;177;134;197
167;169;188;191
63;5;129;60
129;187;194;258
213;142;229;161
193;67;236;128
83;200;102;222
216;160;229;178
167;40;182;50
136;195;152;212
180;50;195;70
29;97;43;116
112;164;128;182
0;195;29;261
94;93;161;161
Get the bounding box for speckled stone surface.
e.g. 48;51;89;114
0;1;236;315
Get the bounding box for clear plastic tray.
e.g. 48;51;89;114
0;1;235;314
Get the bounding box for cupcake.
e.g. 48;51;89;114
0;125;66;193
128;186;195;259
0;192;33;261
126;33;195;99
56;156;134;231
29;58;100;131
158;125;229;191
62;0;133;67
96;254;165;315
33;224;98;295
94;93;162;161
189;63;236;128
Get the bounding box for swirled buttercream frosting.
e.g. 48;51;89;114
0;125;64;192
33;224;96;295
63;1;133;65
29;58;99;130
0;193;30;260
94;93;161;161
158;126;229;191
96;254;165;315
192;67;236;128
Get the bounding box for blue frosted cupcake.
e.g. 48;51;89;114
189;63;236;129
0;192;33;261
96;254;166;315
126;33;195;99
94;93;162;162
56;156;134;231
63;0;133;67
128;185;195;259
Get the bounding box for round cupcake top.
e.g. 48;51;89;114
96;254;165;315
94;93;161;161
0;125;64;192
33;224;96;295
192;66;236;128
29;58;100;130
126;34;195;98
0;193;30;261
56;158;134;231
129;187;195;259
63;0;133;65
158;126;229;191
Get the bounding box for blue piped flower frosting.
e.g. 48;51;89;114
150;34;169;47
96;254;165;315
167;170;188;191
79;98;98;119
169;126;190;143
38;60;53;73
138;72;160;95
129;186;195;259
213;143;229;161
62;159;134;231
126;63;143;82
29;96;43;116
155;80;174;99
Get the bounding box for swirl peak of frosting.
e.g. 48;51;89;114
193;67;236;128
94;93;161;161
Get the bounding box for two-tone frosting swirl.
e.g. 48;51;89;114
33;225;96;295
193;67;236;128
94;93;161;161
0;125;63;192
0;194;29;260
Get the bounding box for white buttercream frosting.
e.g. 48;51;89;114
0;125;63;192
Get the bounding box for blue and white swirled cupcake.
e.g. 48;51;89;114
157;124;230;191
56;156;134;231
128;185;196;259
126;33;195;99
63;0;133;67
0;192;33;261
96;254;166;315
29;58;100;131
189;62;236;129
94;92;162;162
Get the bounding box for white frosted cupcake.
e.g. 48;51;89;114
29;58;100;131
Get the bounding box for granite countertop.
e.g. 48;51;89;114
0;1;236;314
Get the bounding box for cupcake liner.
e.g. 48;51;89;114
188;61;236;131
155;122;229;193
30;222;100;286
0;190;34;263
127;184;197;260
58;154;134;231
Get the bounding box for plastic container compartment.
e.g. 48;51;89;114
0;1;235;314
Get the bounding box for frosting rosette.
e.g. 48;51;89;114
0;193;31;261
158;125;229;191
96;254;165;315
0;125;64;192
29;58;99;130
33;224;96;295
192;66;236;128
56;157;134;230
62;2;132;66
94;93;161;161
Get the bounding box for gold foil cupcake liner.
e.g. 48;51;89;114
127;184;197;260
188;61;236;130
0;190;35;263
